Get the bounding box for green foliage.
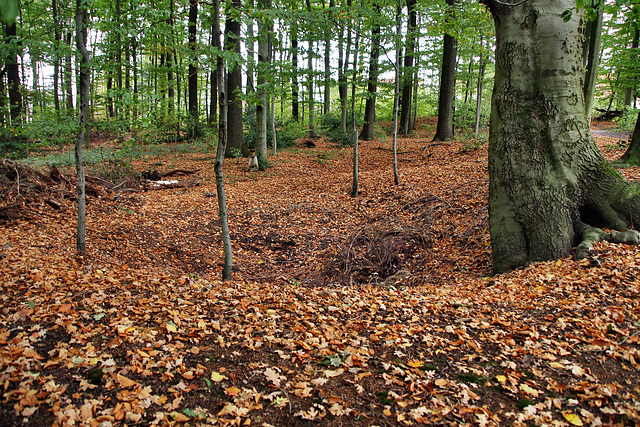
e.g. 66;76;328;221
26;110;79;148
244;108;304;150
457;137;486;154
185;113;205;140
89;158;141;186
457;373;487;385
616;109;639;132
319;113;351;147
453;102;475;131
515;398;532;410
277;119;306;148
229;147;243;158
0;129;29;159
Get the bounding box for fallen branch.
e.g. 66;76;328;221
375;147;411;154
160;169;200;178
143;178;201;191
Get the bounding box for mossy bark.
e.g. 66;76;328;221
484;0;640;273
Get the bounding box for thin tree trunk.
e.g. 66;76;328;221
188;0;199;121
583;1;603;121
75;0;90;253
52;0;61;112
307;40;316;137
473;44;485;136
256;0;270;162
624;27;639;107
65;31;74;110
291;22;299;121
168;0;176;116
351;29;360;196
115;0;122;120
246;0;255;94
5;21;22;124
209;22;217;124
225;0;248;157
323;0;333;115
213;0;232;281
392;0;401;185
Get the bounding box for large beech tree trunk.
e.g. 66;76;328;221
483;0;640;273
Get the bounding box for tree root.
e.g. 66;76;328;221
575;227;640;260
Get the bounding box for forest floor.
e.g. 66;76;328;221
1;118;639;426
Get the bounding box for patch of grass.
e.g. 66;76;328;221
376;391;392;405
458;373;488;385
515;398;532;410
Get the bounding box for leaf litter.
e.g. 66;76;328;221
1;119;639;425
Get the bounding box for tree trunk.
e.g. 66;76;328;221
624;27;639;107
255;0;270;162
399;0;417;136
582;1;603;121
246;0;255;95
225;0;249;157
5;21;22;124
188;0;199;121
65;31;74;110
115;0;123;121
75;0;90;253
307;40;316;137
359;4;380;141
483;0;640;273
323;0;333;115
209;22;217;124
392;0;401;185
291;22;300;121
473;45;485;135
52;0;61;113
213;0;233;281
432;0;457;142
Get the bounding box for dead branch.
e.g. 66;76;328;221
143;178;202;191
160;169;200;178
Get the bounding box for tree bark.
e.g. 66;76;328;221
291;22;300;122
224;0;249;157
75;0;90;253
484;0;640;273
65;31;74;110
399;0;417;136
188;0;199;120
359;4;380;141
323;0;333;115
52;0;61;112
213;0;232;281
582;1;603;121
255;0;270;162
432;0;457;142
5;21;22;124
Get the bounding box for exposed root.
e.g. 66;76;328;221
576;227;640;260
